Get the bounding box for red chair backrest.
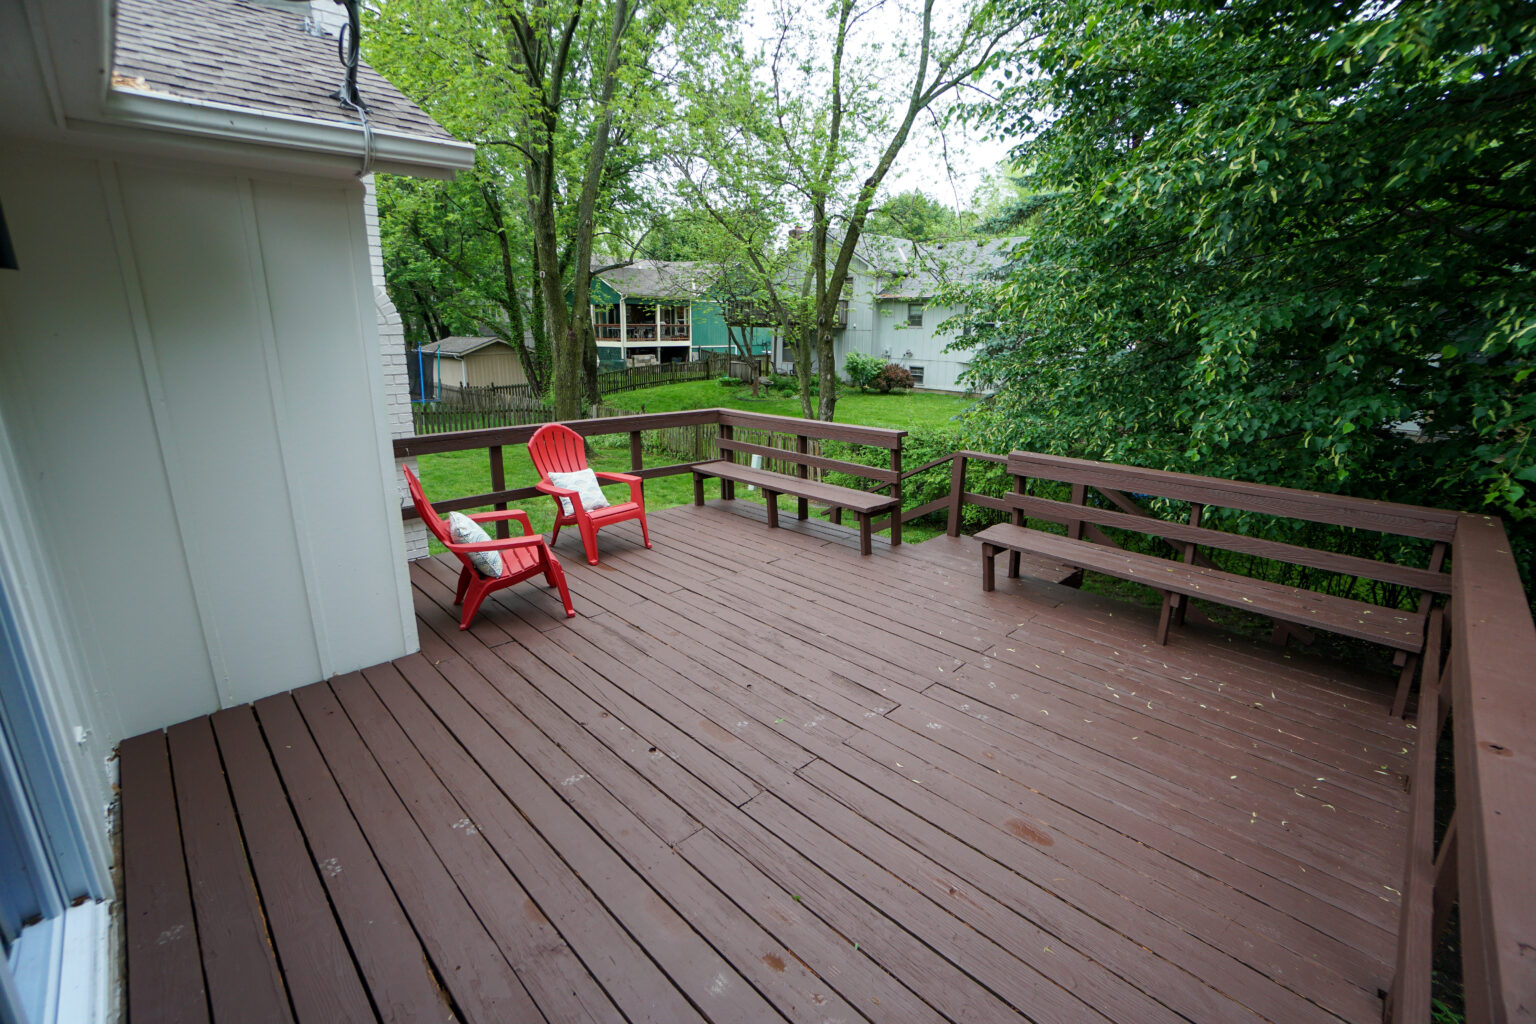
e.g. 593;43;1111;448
402;465;454;547
529;423;588;479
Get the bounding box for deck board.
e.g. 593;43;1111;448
123;501;1413;1023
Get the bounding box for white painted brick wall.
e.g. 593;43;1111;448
363;175;429;559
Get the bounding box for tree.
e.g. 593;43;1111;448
377;166;550;392
674;0;1028;420
954;0;1535;545
368;0;718;418
865;189;971;242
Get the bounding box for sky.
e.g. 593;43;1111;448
736;0;1021;211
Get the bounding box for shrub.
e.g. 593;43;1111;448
716;375;743;387
874;363;915;393
843;352;884;390
822;426;1012;533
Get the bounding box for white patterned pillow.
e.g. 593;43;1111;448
447;511;504;578
548;468;611;517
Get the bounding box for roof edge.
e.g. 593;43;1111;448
92;86;474;177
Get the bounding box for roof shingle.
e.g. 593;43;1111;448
113;0;457;142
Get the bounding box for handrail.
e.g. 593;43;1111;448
1444;514;1536;1023
717;409;906;448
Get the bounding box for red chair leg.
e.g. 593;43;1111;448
578;518;600;565
459;579;491;630
637;508;652;549
548;558;576;618
454;566;473;605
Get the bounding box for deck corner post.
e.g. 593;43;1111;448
947;453;967;537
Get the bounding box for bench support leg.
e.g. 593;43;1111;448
797;496;808;521
722;478;735;501
692;472;705;507
1391;653;1420;719
1007;551;1020;579
830;507;842;526
982;543;997;592
765;491;779;530
858;514;872;556
1156;592;1176;646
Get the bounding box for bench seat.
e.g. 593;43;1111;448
692;460;898;555
977;523;1427;652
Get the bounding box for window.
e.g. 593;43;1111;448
908;365;924;385
906;302;925;327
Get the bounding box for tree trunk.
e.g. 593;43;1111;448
816;321;838;420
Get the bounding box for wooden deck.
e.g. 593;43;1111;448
119;500;1417;1024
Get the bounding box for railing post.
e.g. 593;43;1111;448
796;435;810;520
719;422;735;500
890;441;903;546
947;453;967;537
629;431;643;473
489;445;508;539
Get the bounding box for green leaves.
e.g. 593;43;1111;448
950;0;1536;573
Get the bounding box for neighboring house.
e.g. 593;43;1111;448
590;260;773;369
0;0;471;1018
774;233;1022;392
418;335;531;390
864;236;1020;392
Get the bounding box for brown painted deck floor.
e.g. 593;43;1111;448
120;500;1418;1024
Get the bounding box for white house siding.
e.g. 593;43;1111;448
0;144;418;739
872;299;975;392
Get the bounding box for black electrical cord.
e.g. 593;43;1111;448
330;0;374;176
282;0;374;175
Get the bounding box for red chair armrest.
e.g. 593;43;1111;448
535;480;583;514
594;471;644;506
466;509;534;535
447;534;549;554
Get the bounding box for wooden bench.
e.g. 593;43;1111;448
692;460;899;555
980;523;1431;651
978;451;1457;716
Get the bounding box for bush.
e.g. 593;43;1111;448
822;426;1011;533
716;375;743;387
874;363;915;393
843;352;884;390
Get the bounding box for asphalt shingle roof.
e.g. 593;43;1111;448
417;336;512;357
873;237;1024;299
113;0;457;142
594;260;712;300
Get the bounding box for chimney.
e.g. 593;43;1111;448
306;0;348;37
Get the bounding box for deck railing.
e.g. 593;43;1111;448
394;411;1535;1019
393;407;904;542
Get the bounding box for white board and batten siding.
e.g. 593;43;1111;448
0;143;417;740
872;299;975;393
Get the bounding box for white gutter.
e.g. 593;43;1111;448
79;87;474;179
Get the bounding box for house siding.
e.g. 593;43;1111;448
0;144;418;740
872;299;973;392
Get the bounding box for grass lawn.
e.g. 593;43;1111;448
413;381;972;553
598;379;975;431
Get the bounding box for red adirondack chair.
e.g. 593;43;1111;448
403;465;575;629
528;423;651;565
